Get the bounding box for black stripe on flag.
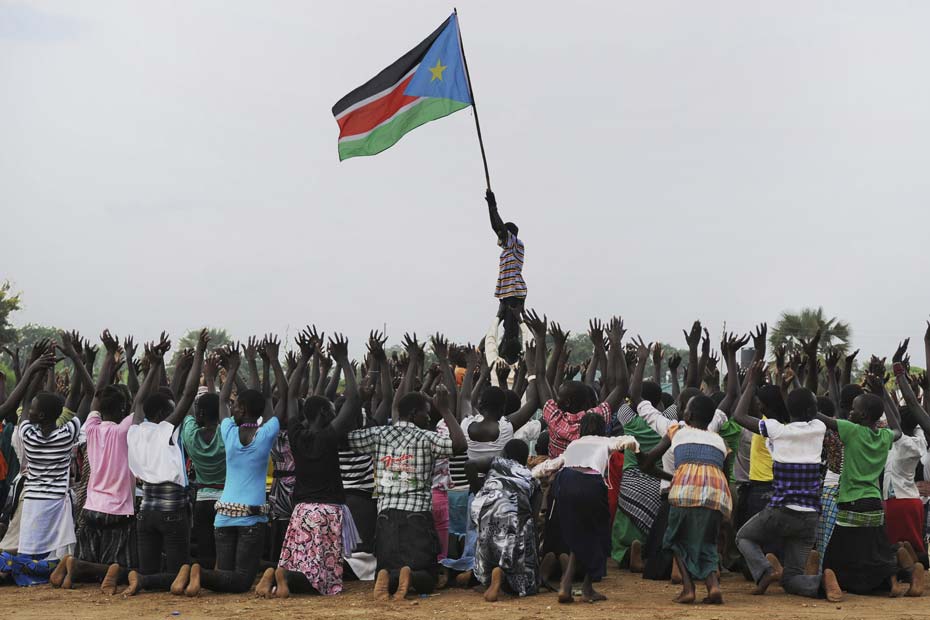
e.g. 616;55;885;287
332;15;452;117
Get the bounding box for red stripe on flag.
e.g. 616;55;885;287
337;74;419;138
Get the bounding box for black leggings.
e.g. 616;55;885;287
192;500;217;569
199;524;264;593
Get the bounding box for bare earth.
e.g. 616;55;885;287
6;568;930;620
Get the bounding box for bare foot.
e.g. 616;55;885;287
274;568;290;599
455;569;473;588
393;566;411;601
540;553;559;592
671;559;682;585
822;569;843;602
804;549;820;576
581;588;607;603
630;540;644;573
255;567;274;598
436;567;449;590
373;569;390;601
674;588;696;604
752;569;780;595
101;563;121;595
897;546;916;571
61;556;75;590
185;564;201;597
906;563;925;598
764;553;783;581
484;567;503;602
169;564;190;596
122;571;141;597
50;555;70;588
558;589;574;604
889;575;909;598
902;542;919;565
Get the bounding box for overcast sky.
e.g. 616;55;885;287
3;1;930;359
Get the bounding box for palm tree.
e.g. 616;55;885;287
769;307;852;355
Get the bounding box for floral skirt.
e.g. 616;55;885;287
279;502;344;595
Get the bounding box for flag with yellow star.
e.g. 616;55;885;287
333;14;473;161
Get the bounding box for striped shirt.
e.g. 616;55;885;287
667;424;732;518
495;232;527;299
449;454;469;489
339;449;375;492
19;418;81;500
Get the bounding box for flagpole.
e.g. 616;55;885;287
454;8;492;191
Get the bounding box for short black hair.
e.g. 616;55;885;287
196;393;219;423
479;386;507;417
786;388;817;422
710;391;725;407
857;393;885;425
659;392;675;409
96;384;127;417
816;396;836;419
899;405;919;436
557;381;597;414
536;430;550;456
757;385;789;423
678;387;702;419
398;392;429;421
35;392;64;423
503;438;529;465
688;395;716;429
302;395;335;426
143;393;174;423
840;384;864;412
505;222;519;236
237;389;265;418
641;381;662;407
580;411;607;437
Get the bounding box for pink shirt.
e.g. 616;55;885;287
83;412;136;516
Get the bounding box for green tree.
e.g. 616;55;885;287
171;328;233;370
12;323;62;352
0;281;22;345
769;307;852;356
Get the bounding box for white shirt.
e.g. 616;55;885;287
759;418;826;512
461;415;514;460
883;434;923;500
562;435;640;476
636;401;727;491
127;420;187;486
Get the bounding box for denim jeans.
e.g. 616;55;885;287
192;500;217;569
199;524;265;593
737;506;821;598
136;508;190;590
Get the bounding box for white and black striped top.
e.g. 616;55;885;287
338;450;374;492
20;418;81;500
449;454;470;490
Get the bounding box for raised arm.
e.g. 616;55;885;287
718;332;750;415
288;333;312;424
485;189;505;238
636;433;673;481
166;329;208;427
329;334;361;436
132;332;171;425
523;310;552;404
123;336;140;397
668;353;681;400
57;331;96;421
546;323;568;389
507;342;540;431
433;384;466;455
800;328;822;394
457;344;478;421
651;343;663;384
603;317;629;411
732;360;766;433
824;347;842;413
628;337;650;408
366;331;392;426
217;343;240;423
89;330;122;413
891;339;930;437
0;354;55;422
842;348;858;389
431;334;458;417
683;320;702;388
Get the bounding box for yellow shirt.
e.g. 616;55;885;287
749;416;773;482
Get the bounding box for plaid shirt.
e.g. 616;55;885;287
769;462;822;511
346;422;453;513
543;399;612;458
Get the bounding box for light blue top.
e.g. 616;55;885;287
214;416;279;528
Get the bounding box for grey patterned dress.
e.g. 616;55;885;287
471;457;540;596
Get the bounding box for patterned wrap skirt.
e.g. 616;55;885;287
279;502;356;595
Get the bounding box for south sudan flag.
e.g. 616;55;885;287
333;14;473;161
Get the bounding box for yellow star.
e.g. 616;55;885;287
428;58;447;82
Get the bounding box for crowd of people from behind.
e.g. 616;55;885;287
0;311;927;606
0;192;927;605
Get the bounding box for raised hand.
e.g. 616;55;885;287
668;353;682;372
701;328;711;357
328;333;349;361
431;333;450;360
29;338;53;363
244;336;259;362
589;319;604;347
433;382;451;411
296;332;314;360
367;330;388;362
204;352;221;378
774;344;786;372
867;355;886;378
262;334;280;361
633;336;650;364
153;331;171;357
522;309;547;340
123;336;137;360
892;339;910;365
549;322;569;348
305;325;324;351
863;371;885;395
824;347;841;371
751;323;768;358
683;320;702;348
101;329;120;355
652;342;663;369
58;330;81;359
799;327;822;360
176;348;195;373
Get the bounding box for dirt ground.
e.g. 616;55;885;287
6;567;930;620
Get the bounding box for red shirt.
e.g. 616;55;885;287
542;399;612;458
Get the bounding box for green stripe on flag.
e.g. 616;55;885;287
338;98;470;160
